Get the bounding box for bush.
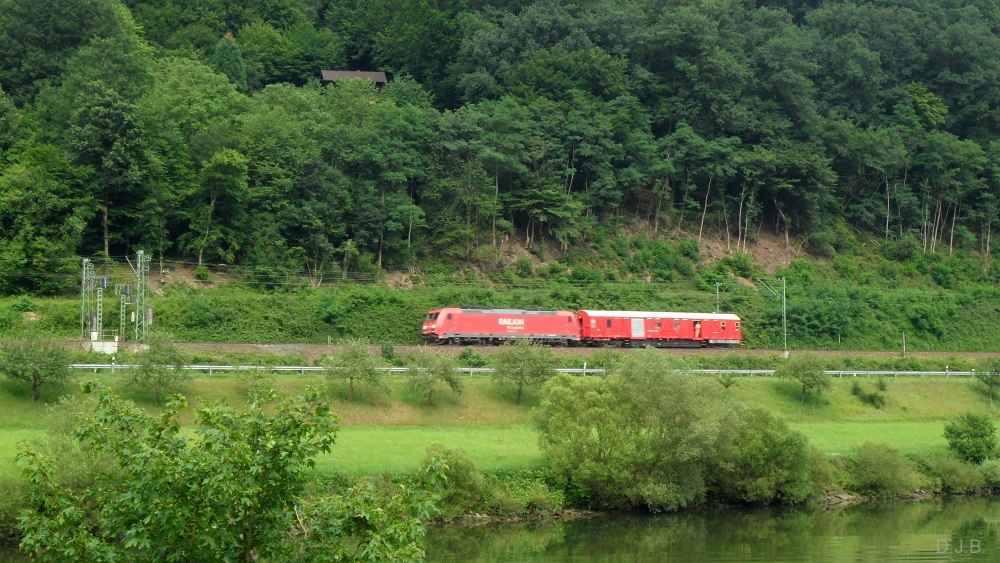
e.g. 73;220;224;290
194;265;211;280
488;487;526;516
456;347;487;368
850;381;886;409
913;453;985;493
846;442;921;499
515;256;534;278
944;413;997;464
421;444;484;517
979;459;1000;489
711;405;820;504
535;372;722;511
0;475;29;543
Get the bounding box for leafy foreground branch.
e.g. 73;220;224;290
17;383;443;562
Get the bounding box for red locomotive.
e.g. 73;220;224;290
422;307;742;347
421;308;580;345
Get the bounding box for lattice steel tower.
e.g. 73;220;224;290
133;250;152;343
80;258;96;340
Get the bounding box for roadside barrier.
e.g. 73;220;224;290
68;364;979;378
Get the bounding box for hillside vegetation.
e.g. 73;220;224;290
2;0;1000;300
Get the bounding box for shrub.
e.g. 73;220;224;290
535;372;721;511
913;453;985;493
381;344;404;367
421;444;484;517
525;482;562;514
944;413;997;464
488;487;526;516
979;459;1000;489
850;381;886;409
456;347;487;368
515;256;534;278
846;442;920;499
18;383;340;561
0;476;28;543
194;265;211;280
11;295;34;312
711;405;820;504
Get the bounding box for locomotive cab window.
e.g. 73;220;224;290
446;313;452;320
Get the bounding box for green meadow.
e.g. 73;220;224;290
0;366;996;480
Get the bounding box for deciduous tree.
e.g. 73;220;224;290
774;354;829;404
0;334;72;401
124;331;190;405
490;339;555;405
407;349;463;406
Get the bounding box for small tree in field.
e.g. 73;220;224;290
774;354;829;403
977;358;1000;405
124;331;190;405
0;334;72;401
407;349;463;406
325;340;386;402
490;340;555;405
944;412;997;463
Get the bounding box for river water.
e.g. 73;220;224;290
425;497;1000;562
1;497;996;561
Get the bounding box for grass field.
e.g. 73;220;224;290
0;370;996;480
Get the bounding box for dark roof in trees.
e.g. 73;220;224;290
320;70;388;84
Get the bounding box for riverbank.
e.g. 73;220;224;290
2;367;999;548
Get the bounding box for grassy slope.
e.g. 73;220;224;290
1;371;997;479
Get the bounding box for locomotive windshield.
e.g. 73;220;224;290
425;312;439;320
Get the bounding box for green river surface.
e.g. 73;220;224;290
425;497;1000;562
1;496;997;561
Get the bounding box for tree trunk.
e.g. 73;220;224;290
949;201;959;255
103;200;110;259
155;386;160;406
801;384;806;404
516;382;523;406
31;381;38;402
698;172;714;242
427;387;433;406
885;174;890;240
349;377;354;403
198;194;218;268
492;168;500;251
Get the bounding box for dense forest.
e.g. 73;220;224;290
2;0;1000;294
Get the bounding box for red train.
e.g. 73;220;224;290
422;308;742;347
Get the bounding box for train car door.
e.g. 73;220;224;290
631;317;645;339
693;320;702;339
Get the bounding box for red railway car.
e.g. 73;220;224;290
422;308;579;345
577;310;742;348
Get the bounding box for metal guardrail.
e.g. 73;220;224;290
68;364;979;378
